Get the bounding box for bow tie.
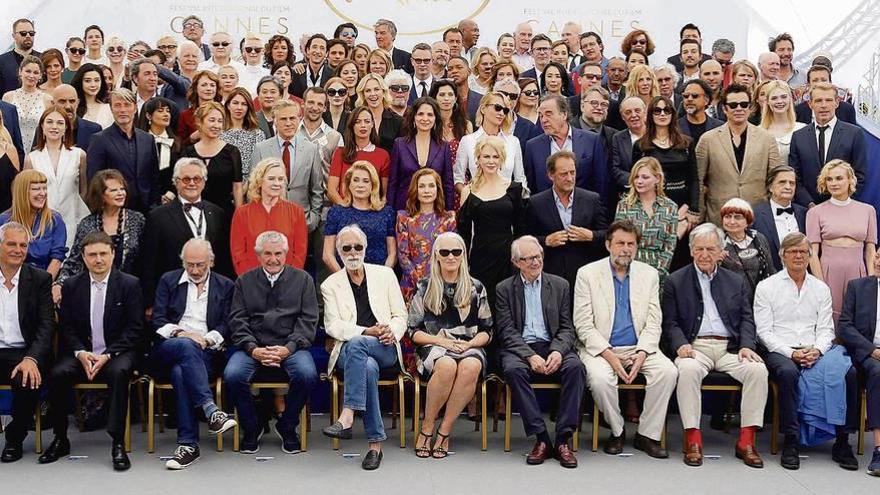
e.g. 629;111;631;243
183;201;204;212
776;207;794;216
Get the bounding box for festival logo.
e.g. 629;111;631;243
323;0;491;35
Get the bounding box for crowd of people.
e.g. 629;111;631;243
0;13;878;477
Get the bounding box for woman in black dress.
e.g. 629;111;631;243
181;101;243;216
457;135;527;311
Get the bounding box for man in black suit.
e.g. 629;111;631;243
290;34;334;99
86;87;160;213
224;231;319;454
374;19;412;74
520;35;553;94
569;62;623;130
49;84;101;151
150;238;236;470
664;23;712;74
662;223;768;468
610;96;647;191
570;87;617;172
751;166;807;271
495;236;585;468
130;58;181;128
794;65;857;125
0;19;41;96
838;251;880;475
528;150;606;295
40;232;145;471
0;223;54;463
142;157;232;303
789;82;866;206
678;79;723;144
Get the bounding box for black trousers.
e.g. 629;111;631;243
764;352;858;438
47;351;138;441
856;356;880;430
0;348;42;445
500;342;586;439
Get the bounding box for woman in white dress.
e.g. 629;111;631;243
71;62;113;128
761;80;805;165
2;55;54;149
23;106;89;248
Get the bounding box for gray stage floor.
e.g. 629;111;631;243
1;414;877;494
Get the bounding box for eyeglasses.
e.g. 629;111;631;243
107;46;125;53
68;47;86;55
498;91;519;101
244;47;263;54
341;244;364;253
412;57;431;65
17;31;35;38
177;176;204;184
183;22;203;29
389;85;410;93
437;248;463;258
522;89;540;97
725;101;751;109
326;88;348;97
517;254;542;263
489;103;510;115
158;44;178;51
212;42;231;48
533;47;551;53
652;107;673;115
587;100;609;109
581;73;602;81
682;92;704;100
718;59;732;66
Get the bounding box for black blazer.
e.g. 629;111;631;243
839;276;880;366
0;100;24;161
794;100;857;125
662;264;756;355
527;186;607;290
8;264;54;366
86;124;160;213
494;272;577;361
377;109;403;153
610;128;636;189
0;49;40;96
569;94;624;131
58;269;145;357
751;201;807;271
788;120;866;205
290;63;334;99
513;116;542;158
141;198;232;303
75;117;102;151
391;47;413;74
151;269;235;344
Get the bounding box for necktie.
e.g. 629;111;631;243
91;281;106;355
419;81;427;98
282;140;291;180
183;201;204;212
776;207;794;216
817;125;828;164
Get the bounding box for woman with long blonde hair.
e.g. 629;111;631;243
623;64;660;107
355;73;402;153
760;80;805;165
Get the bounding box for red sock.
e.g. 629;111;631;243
738;426;757;448
685;428;702;446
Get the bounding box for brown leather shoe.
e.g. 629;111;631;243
684;442;703;467
603;430;625;455
555;443;578;468
633;433;668;458
735;443;764;468
526;441;552;465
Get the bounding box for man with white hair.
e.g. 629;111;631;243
512;22;534;71
320;225;407;470
385;69;411;117
177;40;202;81
198;31;245;74
224;231;319;455
654;63;681;109
560;21;584;70
150;238;237;469
758;52;780;81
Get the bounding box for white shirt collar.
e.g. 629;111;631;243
276;133;296;147
816;116;837;130
90;269;111;286
0;266;22;286
178;270;210;287
694;263;717;281
521;273;542;287
769;198;793;210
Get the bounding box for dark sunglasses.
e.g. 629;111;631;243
718;59;732;66
389;85;410;93
522;89;540;97
581;73;602;80
652;107;673;115
326;88;348;97
107;46;125;53
438;248;463;258
244;47;263;54
212;41;231;47
499;91;519;101
632;39;648;45
682;92;704;100
489;103;511;115
341;244;364;253
17;31;35;37
725;101;751;109
68;47;86;55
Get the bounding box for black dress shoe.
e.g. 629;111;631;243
832;441;859;471
603;430;625;455
362;449;383;470
112;442;131;471
38;437;70;464
322;421;353;440
633;433;668;459
1;443;23;463
780;443;800;470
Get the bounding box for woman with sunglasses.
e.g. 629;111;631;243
61;37;86;84
620;29;656;58
333;60;361;109
515;78;540;124
70;63;112;128
468;48;498;95
760;80;805;166
39;49;65;94
540;62;571;97
103;35;127;88
137;97;181;199
329;106;390;205
220;87;266;184
408;231;492;458
3;56;53;149
323;77;351;133
323;160;396;270
177;70;221;146
230;157;308;275
355;73;403;153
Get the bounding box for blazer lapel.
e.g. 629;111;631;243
206;272;221;329
102;271;117;340
170;202;193;238
718;126;737;172
513;276;525;333
16;265;30;328
427;140;442;167
404;139;418;163
364;266;383;321
540;276;552;333
827;123;844;159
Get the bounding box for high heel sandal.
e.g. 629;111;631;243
432;431;450;459
415;429;433;458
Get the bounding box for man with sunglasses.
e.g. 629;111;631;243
678;79;723;145
198;31;245;75
711;38;736;88
569;62;622;130
0;19;41;96
696;83;781;225
495;235;586;468
385;70;411;118
320;225;407;470
408;43;434;104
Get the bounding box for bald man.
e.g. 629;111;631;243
758;53;780;81
459;19;480;61
699;60;726;121
49;84;101;150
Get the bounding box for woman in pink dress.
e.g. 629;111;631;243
807;159;877;321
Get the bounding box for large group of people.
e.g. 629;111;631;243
0;13;878;478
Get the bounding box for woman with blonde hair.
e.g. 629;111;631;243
0;169;67;276
807;159;877;321
352;43;372;75
623;64;660;107
367;49;393;78
760;80;805;165
731;60;759;95
103;35;127;88
355;73;402;152
751;79;774;126
614;156;679;283
468;48;498;94
229;157;307;275
323;160;396;271
408;231;492;458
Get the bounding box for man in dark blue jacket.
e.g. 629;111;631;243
48;84;101;151
0;19;41;96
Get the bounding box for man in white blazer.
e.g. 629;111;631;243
252;99;325;232
319;225;407;470
574;220;677;458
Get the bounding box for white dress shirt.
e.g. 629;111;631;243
549;126;573;155
754;269;835;357
769;199;800;245
179;197;205;238
695;266;730;338
263;267;283;287
156;271;223;350
412;74;434;98
512;51;535;71
0;267;24;349
453;128;528;189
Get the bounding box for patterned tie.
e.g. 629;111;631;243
282;140;291;180
91;281;106;355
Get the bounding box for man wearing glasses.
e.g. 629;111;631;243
198;31;245;75
521;35;553;94
570;62;622;130
0;19;40;96
180;15;211;61
678;79;723;145
408;43;434;104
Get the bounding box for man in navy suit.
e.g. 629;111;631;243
374;19;412;74
49;84;101;151
447;56;482;122
794;65;857;125
0;100;24;161
527;150;607;297
408;43;434;104
0;19;41;96
789;82;866;206
525;95;607;202
87;88;160;213
521;35;553;93
751;166;807;271
150;239;236;470
40;232;145;471
838;251;880;475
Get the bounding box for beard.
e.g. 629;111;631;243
343;257;364;271
612;253;632;269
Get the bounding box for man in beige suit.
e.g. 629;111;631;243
696;83;780;225
574;220;677;458
319;225;407;470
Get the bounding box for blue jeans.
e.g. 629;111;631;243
338;335;399;443
223;349;318;438
151;337;217;446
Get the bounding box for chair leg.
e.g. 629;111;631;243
399;376;406;449
770;381;779;455
331;377;339;451
493;383;501;433
138;381;146;434
147;379;155;454
34;401;42;454
661;421;667;450
300;404;308;452
233;408;240;452
504;384;512;452
124;387;132;453
157;387;165;434
216;378;223;452
392;385;399;430
413;377;421;441
859;389;867;456
592;403;600;452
